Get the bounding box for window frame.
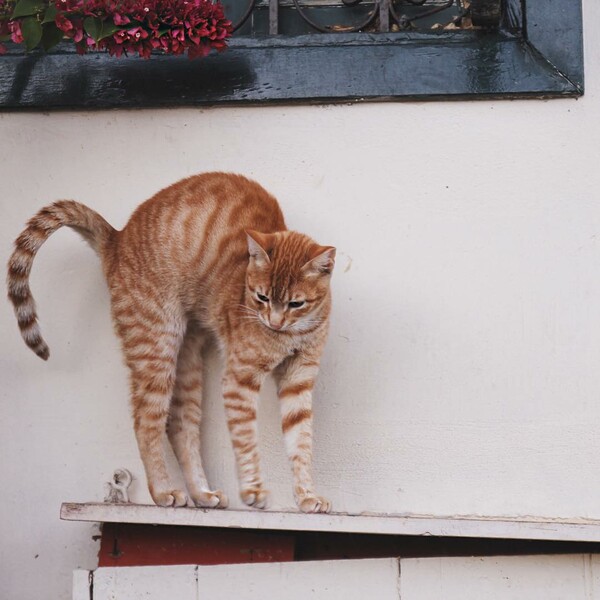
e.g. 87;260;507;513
0;0;583;110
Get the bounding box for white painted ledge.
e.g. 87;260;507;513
61;502;600;542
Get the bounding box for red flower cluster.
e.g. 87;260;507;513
0;2;15;51
0;0;231;58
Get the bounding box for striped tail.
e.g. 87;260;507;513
7;200;116;360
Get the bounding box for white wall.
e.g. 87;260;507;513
1;2;599;598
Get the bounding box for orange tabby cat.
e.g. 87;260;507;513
7;173;335;513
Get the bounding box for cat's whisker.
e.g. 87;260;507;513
235;307;257;316
232;303;257;314
288;318;325;332
237;305;256;312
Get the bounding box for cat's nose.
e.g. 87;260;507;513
269;313;285;330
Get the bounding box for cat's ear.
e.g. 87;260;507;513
246;230;272;268
302;246;336;276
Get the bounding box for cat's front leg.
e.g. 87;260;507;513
222;363;269;509
274;355;331;514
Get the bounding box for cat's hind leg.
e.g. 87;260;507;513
168;324;228;509
113;290;187;507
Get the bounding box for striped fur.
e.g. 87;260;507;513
7;200;114;360
7;173;334;513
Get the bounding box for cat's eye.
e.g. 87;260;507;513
288;300;305;309
256;293;269;303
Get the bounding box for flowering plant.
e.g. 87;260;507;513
0;0;232;58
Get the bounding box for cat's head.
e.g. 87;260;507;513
245;230;335;333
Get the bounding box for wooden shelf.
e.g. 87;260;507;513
61;503;600;543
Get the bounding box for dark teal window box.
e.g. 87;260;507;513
0;0;583;109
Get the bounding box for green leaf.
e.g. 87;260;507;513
0;34;11;42
41;22;62;51
42;5;57;24
11;0;45;18
84;17;122;42
97;22;121;41
21;16;42;51
83;16;101;42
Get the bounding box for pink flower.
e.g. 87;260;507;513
9;21;23;44
55;13;73;33
127;26;148;40
113;13;130;25
5;0;232;59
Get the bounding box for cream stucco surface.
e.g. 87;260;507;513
1;2;599;598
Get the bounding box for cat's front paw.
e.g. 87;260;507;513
297;494;332;514
190;489;229;509
152;489;188;508
240;487;270;509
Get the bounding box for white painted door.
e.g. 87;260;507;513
76;555;600;600
76;559;400;600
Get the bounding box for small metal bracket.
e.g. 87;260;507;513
104;468;133;504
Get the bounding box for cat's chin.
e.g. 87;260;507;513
258;319;288;333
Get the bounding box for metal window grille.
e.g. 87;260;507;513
226;0;503;36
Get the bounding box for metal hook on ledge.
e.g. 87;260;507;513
104;468;133;504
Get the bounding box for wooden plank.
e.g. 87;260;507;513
399;555;594;600
195;557;400;599
72;570;91;600
92;564;198;600
89;558;400;600
61;502;600;543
